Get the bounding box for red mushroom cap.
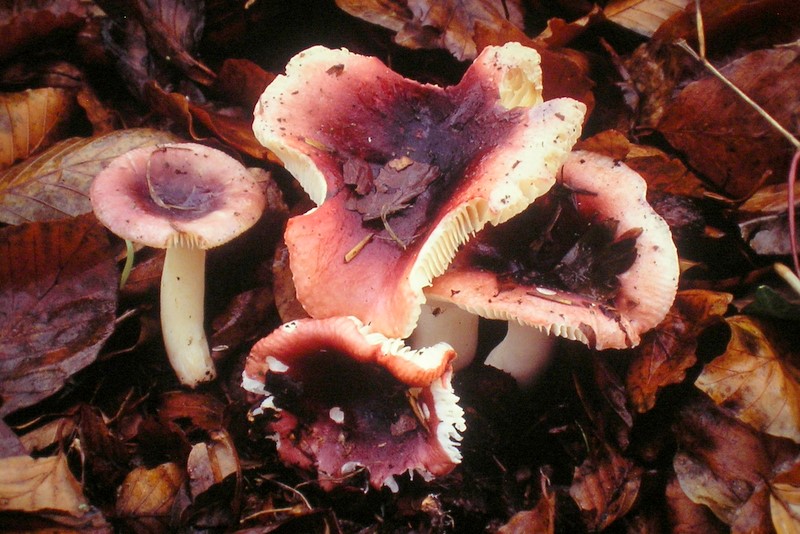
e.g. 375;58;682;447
242;316;466;491
90;143;266;249
253;43;585;339
425;150;679;350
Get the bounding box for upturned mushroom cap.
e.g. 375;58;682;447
242;316;466;491
90;143;266;249
425;150;679;350
253;43;585;339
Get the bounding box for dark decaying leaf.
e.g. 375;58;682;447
213;58;277;110
0;0;93;62
744;285;800;322
0;214;118;417
335;0;528;61
158;391;227;432
568;442;643;531
695;315;800;443
626;290;732;413
657;45;800;199
737;182;800;257
0;420;26;459
0;128;181;224
0;87;78;170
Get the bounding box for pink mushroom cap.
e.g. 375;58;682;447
242;316;466;491
253;43;586;339
425;150;680;350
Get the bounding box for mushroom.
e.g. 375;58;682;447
90;143;266;387
242;316;466;491
252;43;586;339
420;150;679;385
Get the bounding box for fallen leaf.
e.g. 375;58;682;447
0;454;88;516
143;82;276;162
627;290;732;413
213;58;277;110
770;461;800;534
665;475;728;533
0;214;118;416
187;431;240;499
744;285;800;323
18;417;76;455
604;0;692;37
209;286;276;359
0;0;92;61
158;391;227;432
0;128;181;224
672;396;796;529
0;87;78;170
695;315;800;442
657;45;800;198
0;420;25;459
737;181;800;256
336;0;528;61
116;462;187;525
569;443;643;531
498;473;556;533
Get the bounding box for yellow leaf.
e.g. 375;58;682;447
771;462;800;534
695;315;800;442
0;454;87;516
116;463;185;517
604;0;692;37
0;88;77;170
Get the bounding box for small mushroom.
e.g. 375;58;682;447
90;143;266;387
253;43;586;339
420;150;679;385
242;316;466;491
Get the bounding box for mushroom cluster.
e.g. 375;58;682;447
243;42;678;490
242;42;588;490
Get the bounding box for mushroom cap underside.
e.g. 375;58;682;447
90;143;266;249
425;150;679;350
242;316;466;490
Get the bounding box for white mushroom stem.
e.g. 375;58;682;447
484;321;555;387
160;244;216;387
409;301;479;371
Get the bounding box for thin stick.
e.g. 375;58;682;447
788;151;800;275
775;263;800;297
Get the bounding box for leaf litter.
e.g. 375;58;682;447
0;0;799;532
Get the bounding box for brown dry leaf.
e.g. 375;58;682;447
498;473;556;533
771;462;800;534
336;0;528;61
187;431;240;499
604;0;692;37
657;45;800;199
209;286;276;359
143;82;276;162
158;391;227;432
0;454;88;516
19;417;77;454
116;462;186;518
666;475;728;533
569;443;643;531
0;87;78;170
0;214;118;416
213;58;277;110
672;397;796;530
0;128;180;224
695;315;800;442
737;181;800;257
535;5;605;48
627;290;732;413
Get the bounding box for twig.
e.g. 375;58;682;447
788;151;800;275
774;263;800;298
